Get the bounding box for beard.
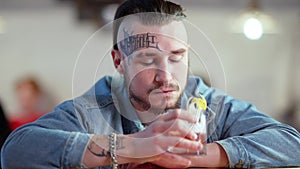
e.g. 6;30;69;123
124;72;188;114
129;82;183;114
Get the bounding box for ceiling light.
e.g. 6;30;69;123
243;17;263;40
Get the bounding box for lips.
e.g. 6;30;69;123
146;82;180;98
161;89;176;93
151;88;178;97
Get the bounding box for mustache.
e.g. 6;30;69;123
146;82;180;94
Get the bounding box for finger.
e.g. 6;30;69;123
161;109;197;123
159;136;202;151
172;137;203;151
168;130;198;141
152;119;197;140
152;152;191;168
168;119;198;140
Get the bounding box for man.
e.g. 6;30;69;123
1;0;300;168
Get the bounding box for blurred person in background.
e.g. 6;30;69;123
8;77;53;130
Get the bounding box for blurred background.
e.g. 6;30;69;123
0;0;299;134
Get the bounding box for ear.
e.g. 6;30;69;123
111;49;124;74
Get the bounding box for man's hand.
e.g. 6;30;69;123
124;109;203;168
82;109;204;168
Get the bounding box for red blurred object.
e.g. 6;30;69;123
9;112;45;130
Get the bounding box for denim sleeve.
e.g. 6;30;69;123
1;100;91;169
210;93;300;168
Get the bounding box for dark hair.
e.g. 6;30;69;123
113;0;186;50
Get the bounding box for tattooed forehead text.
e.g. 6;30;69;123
118;29;161;56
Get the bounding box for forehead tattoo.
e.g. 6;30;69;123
119;29;161;56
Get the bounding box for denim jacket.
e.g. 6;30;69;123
1;76;300;169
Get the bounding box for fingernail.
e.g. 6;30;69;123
193;133;198;140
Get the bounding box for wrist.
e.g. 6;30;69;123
114;134;137;164
187;143;229;167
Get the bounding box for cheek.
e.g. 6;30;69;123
128;69;156;91
172;63;188;88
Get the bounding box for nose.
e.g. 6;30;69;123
155;61;172;82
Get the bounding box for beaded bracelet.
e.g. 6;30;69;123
109;133;118;169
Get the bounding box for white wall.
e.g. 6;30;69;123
0;0;299;128
185;6;300;121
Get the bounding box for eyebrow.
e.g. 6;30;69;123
134;48;187;58
170;48;186;55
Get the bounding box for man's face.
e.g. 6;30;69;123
116;16;189;113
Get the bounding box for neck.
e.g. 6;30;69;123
130;97;168;124
135;109;158;124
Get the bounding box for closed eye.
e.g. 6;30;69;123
134;52;156;65
169;48;186;62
